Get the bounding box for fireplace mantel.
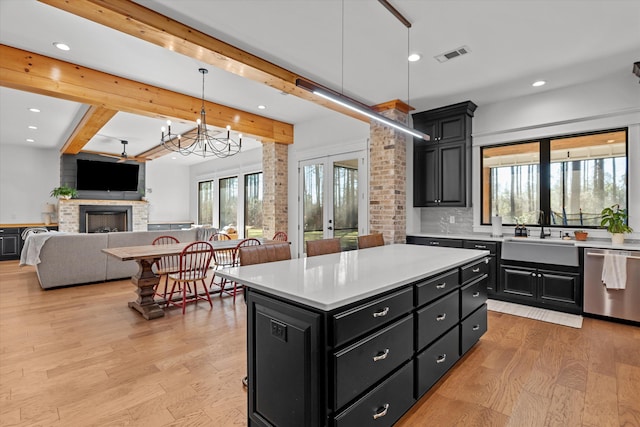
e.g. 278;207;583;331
58;199;149;233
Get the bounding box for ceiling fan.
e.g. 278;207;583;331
83;139;150;163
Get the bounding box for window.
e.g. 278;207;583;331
198;180;214;225
244;172;263;238
219;176;238;230
482;129;627;227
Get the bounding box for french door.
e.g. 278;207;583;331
299;151;367;255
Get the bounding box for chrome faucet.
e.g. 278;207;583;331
538;210;551;239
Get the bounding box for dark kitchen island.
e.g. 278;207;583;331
217;244;490;427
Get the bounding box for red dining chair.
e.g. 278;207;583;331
165;241;214;314
272;231;288;242
213;238;261;303
151;235;181;303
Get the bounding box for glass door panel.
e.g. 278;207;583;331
333;159;359;251
302;162;324;251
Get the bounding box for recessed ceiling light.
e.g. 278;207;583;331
408;53;421;62
532;80;546;87
29;108;40;113
26;138;35;142
257;105;266;110
53;42;70;51
28;125;38;130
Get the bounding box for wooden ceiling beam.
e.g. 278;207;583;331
61;105;118;154
0;44;293;147
38;0;370;124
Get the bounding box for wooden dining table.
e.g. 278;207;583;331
102;238;276;320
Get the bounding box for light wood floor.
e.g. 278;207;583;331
1;261;638;427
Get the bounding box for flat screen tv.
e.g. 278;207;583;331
76;159;139;192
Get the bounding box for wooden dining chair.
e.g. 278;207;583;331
225;238;261;302
357;233;385;249
151;235;181;303
272;231;288;242
306;238;341;257
166;241;214;314
209;232;231;241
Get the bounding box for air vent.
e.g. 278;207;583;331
435;45;471;63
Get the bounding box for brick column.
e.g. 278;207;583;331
369;100;412;244
262;142;289;239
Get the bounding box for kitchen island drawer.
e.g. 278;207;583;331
461;304;487;355
332;287;413;347
416;290;459;351
415;325;460;397
460;275;488;319
334;315;413;410
460;257;489;285
463;240;497;255
334;361;414;427
415;268;459;307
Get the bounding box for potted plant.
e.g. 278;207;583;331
50;184;77;200
574;230;588;241
600;204;633;244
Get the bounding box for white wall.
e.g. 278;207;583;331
0;145;59;223
145;158;191;222
471;72;640;239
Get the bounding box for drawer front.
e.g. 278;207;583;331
334;315;413;410
461;304;487;355
463;240;497;255
334;361;415;427
416;326;460;397
460;276;488;319
333;287;413;347
0;227;20;235
416;269;459;307
406;236;463;248
460;257;489;285
416;290;459;351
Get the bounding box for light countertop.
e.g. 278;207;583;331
216;244;489;311
408;232;640;251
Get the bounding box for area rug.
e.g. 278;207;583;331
487;299;583;329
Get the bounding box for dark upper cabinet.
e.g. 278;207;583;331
412;100;477;207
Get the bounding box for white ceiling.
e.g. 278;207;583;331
1;0;639;165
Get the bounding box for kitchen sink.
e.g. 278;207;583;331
501;238;579;266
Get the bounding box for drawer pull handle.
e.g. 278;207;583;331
372;403;390;420
472;267;480;273
436;313;446;321
372;307;389;318
472;292;480;298
472;325;480;331
476;245;487;249
436;354;447;364
373;349;390;362
485;258;490;264
436;282;446;289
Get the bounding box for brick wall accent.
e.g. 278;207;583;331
262;142;288;239
58;199;148;233
369;102;410;244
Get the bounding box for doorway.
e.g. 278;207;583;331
298;151;367;256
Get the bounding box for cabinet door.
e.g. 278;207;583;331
438;142;466;206
413;144;438;207
538;269;580;307
501;265;536;299
414;119;437;140
0;234;20;259
437;115;466;144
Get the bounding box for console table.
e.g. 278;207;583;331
216;244;490;426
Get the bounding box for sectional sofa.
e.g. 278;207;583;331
33;229;199;289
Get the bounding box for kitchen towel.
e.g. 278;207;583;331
491;215;503;237
601;252;628;290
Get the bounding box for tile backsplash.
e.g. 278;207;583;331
420;207;473;234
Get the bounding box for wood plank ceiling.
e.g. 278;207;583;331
0;0;373;160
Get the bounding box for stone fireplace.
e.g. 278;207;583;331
80;205;132;233
58;199;148;233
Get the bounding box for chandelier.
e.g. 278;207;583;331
160;68;242;158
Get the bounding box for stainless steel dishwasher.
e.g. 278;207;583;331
583;248;640;322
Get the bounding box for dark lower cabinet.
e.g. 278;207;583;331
0;228;20;260
246;260;489;427
500;263;581;313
